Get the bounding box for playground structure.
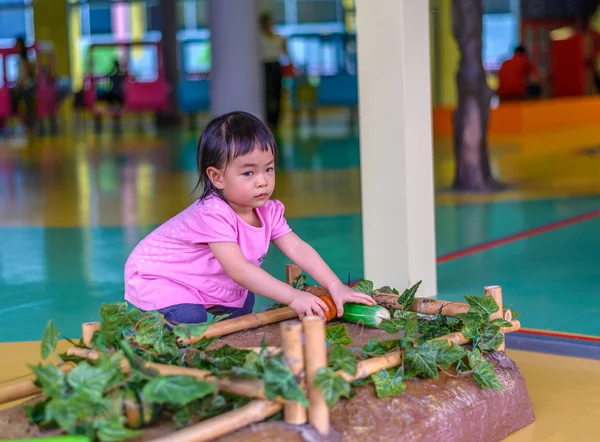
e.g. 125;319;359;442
0;264;534;441
0;42;59;135
81;41;171;134
176;38;211;128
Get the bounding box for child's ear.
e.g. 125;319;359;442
206;167;225;189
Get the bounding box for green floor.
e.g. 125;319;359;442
1;194;599;342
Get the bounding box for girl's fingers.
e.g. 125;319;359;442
315;297;329;312
311;302;326;318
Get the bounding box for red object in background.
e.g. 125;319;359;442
281;63;295;78
550;31;585;96
550;29;600;97
497;53;536;99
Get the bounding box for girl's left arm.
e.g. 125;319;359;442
272;232;376;316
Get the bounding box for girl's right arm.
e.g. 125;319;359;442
209;242;329;318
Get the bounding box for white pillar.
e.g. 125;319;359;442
209;0;264;119
355;0;437;296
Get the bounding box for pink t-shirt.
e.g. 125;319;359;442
124;195;292;311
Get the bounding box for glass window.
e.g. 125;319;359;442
483;13;518;71
89;6;112;35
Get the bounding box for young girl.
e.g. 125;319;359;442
124;111;375;324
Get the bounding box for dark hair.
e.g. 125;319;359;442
259;12;272;27
515;45;526;54
194;111;277;201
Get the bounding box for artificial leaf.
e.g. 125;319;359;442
361;338;400;356
292;274;306;290
352;279;374;295
398;281;422;310
99;302;129;318
431;341;466;370
134;313;165;347
44;398;78;433
266;303;288;311
41;320;60;360
327;344;357;376
467;351;504;390
488;318;513;328
142;376;216;406
29;363;67;398
483;332;504;351
312;367;351;408
174;323;211;340
371;367;406;398
94;416;142;442
456;312;485;327
67;362;115;399
401;317;420;348
418;315;453;341
375;286;399;295
263;355;309;406
325;324;352;346
200;345;252;371
405;341;438;379
379;318;407;334
464;295;499;318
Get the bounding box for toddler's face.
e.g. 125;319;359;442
219;147;276;211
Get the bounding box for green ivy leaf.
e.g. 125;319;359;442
464;295;499;319
327;344;357;376
379;318;407;334
325;324;352;346
483;332;504;351
41;320;60;360
431;341;466;370
263;355;309;406
313;367;351;408
29;363;67;398
292;274;307;290
94;416;142;442
456;312;485;327
375;286;399;295
488;318;513;328
401;317;420;347
66;362;115;399
352;279;374;296
361;338;400;356
398;281;422;310
371;367;406;398
405;341;438;379
142;376;217;406
200;345;252;371
135;313;165;347
44;397;79;433
173;324;191;340
417;316;453;341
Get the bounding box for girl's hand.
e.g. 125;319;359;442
329;282;377;317
290;290;329;319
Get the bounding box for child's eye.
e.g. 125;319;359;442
266;167;274;172
243;171;254;176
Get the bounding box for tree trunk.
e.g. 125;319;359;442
451;0;503;191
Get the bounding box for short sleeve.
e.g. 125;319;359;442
269;200;292;240
187;207;238;244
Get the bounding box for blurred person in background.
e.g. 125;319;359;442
12;36;36;132
259;12;290;132
497;45;541;100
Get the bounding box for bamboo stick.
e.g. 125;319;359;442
280;320;307;425
150;399;283;442
504;309;512;322
0;363;75;405
485;285;505;351
286;264;303;285
82;322;101;347
303;315;329;435
338;320;521;382
180;307;298;345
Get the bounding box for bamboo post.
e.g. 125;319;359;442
180;307;298;345
150;399;283;442
302;315;329;435
286;264;303;285
82;322;101;347
485;285;506;351
280;320;307;424
0;363;74;405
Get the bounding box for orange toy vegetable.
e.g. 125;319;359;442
318;295;338;321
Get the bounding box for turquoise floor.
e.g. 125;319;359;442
1;195;599;342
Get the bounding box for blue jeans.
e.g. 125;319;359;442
156;292;255;324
